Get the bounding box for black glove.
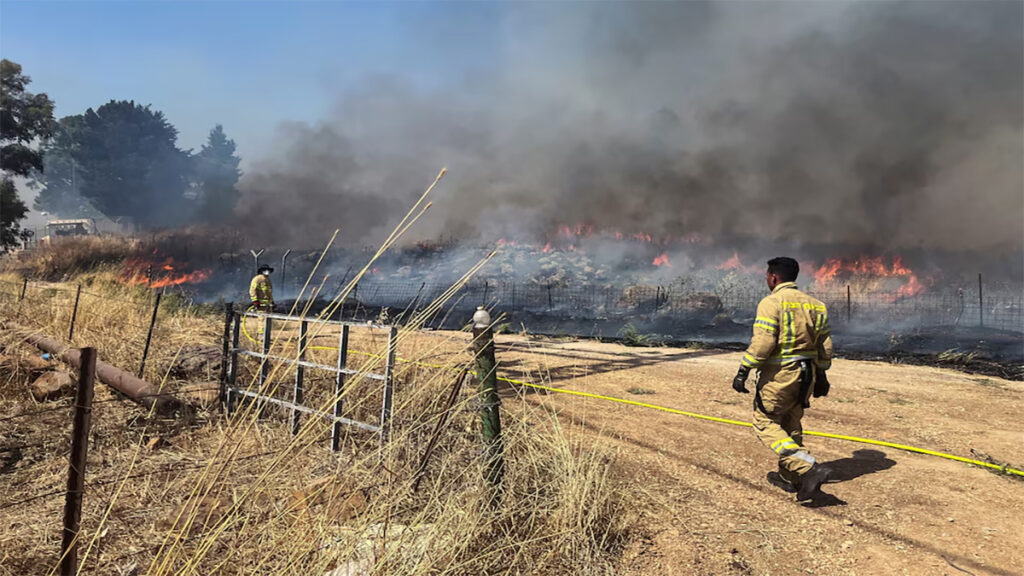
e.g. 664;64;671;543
732;366;750;394
813;370;830;398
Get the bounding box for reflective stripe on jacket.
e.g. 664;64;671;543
249;274;273;305
741;282;833;371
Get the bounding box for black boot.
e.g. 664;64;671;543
796;464;831;502
766;471;796;493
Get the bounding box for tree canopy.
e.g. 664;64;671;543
1;59;54;252
67;100;192;228
194;124;241;222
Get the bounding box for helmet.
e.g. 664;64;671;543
257;264;274;274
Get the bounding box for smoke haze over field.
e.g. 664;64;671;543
238;1;1023;254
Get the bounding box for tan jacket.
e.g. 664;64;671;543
741;282;833;371
249;274;273;306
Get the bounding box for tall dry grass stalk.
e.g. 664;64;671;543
0;169;635;575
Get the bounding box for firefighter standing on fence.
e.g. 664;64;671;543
249;265;274;312
732;257;834;502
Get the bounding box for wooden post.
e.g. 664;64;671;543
471;307;503;489
978;273;984;328
19;277;27;302
331;324;349;452
379;326;398;451
60;347;96;576
482;280;490;306
846;285;852;324
219;303;234;409
68;284;82;342
226;313;241;415
292;320;307;435
137;290;163;378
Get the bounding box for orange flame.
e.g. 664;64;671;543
814;255;929;296
652;253;671;267
121;256;211;288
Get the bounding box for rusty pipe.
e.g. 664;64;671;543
23;331;182;415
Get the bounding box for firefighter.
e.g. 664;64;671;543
731;257;834;501
249;264;274;312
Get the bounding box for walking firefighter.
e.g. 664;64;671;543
249;264;274;312
731;257;834;501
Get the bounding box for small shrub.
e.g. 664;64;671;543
619;324;651;347
627;387;655;395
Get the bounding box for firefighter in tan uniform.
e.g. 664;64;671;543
732;257;834;501
249;265;274;312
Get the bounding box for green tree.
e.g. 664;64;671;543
1;59;54;251
32;115;98;217
194;124;241;222
0;179;30;251
69;100;191;228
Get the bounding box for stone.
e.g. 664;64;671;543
21;355;53;375
30;371;75;402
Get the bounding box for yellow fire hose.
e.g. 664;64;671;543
238;314;1024;477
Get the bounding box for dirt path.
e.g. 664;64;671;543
436;333;1023;576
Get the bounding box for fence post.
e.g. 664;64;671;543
68;284;82;342
547;284;553;311
281;249;292;295
978;273;984;328
379;326;398;452
19;277;27;302
138;290;163;378
331;324;349;452
60;347;96;576
219;303;234;410
471;307;503;490
846;285;851;324
226;313;241;415
291;320;307;435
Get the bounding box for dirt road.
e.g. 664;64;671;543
476;334;1024;576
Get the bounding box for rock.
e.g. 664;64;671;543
21;355;54;375
323;523;436;575
30;371;75;402
843;519;854;526
169;346;222;380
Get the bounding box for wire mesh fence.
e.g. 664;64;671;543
307;279;1024;334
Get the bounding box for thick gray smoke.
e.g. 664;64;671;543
238;1;1023;254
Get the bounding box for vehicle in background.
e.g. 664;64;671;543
40;218;98;243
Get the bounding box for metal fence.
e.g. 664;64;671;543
309;279;1024;334
222;309;398;452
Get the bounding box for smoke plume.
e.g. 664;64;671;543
238;1;1023;254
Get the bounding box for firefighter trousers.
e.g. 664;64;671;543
752;363;817;483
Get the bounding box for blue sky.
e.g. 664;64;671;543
1;1;502;164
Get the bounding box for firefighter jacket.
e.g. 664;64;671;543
741;282;833;371
249;274;273;307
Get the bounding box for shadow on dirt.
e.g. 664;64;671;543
824;449;897;483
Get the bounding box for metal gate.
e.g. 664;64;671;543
220;307;398;451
